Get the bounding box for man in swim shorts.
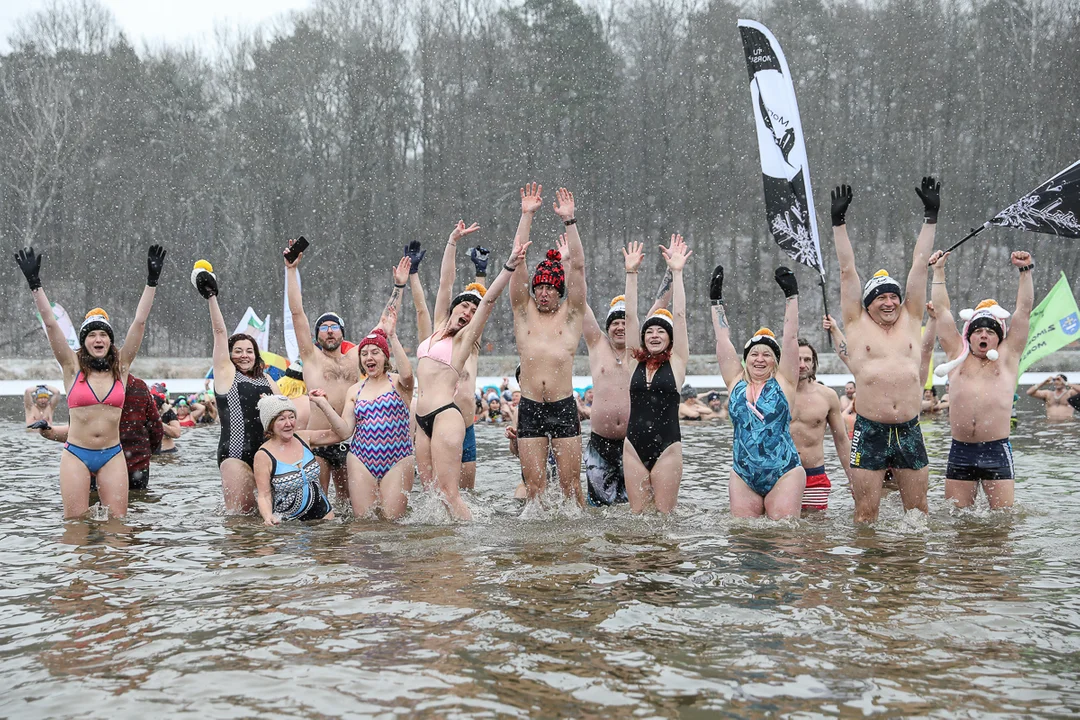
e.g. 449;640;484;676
830;178;938;522
931;249;1034;508
285;244;361;500
790;340;851;511
509;185;586;505
24;384;62;428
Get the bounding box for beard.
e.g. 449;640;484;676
321;337;342;352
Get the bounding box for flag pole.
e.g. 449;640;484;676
819;275;832;349
930;221;992;262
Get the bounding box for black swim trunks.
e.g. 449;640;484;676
585;432;626;506
850;415;928;471
516;396;580;440
312;441;349;470
946;438;1014;481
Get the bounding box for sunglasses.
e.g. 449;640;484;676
319;323;342;333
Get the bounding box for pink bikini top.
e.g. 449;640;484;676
68;371;126;410
417;333;454;367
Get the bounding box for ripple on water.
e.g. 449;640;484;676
0;402;1079;717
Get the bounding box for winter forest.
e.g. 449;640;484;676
2;0;1078;358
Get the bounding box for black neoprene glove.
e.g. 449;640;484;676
470;246;490;276
195;272;218;299
147;245;167;287
403;240;425;274
775;266;799;298
15;246;42;291
709;264;724;305
915;176;940;223
831;185;853;227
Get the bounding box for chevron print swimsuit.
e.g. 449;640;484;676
350;381;414;481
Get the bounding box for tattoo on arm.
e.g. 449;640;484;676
384;287;403;314
713;305;729;328
838;341;848;358
654;268;673;302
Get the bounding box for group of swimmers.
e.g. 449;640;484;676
14;176;1064;524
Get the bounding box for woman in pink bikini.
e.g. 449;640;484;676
15;245;166;518
414;224;530;520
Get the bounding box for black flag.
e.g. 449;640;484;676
990;159;1080;238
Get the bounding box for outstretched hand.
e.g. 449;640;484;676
380;304;399;337
623;241;645;273
556;234;570;259
831;185;853;227
925;301;937;320
520;183;542;215
147;244;167;287
392;256;411;286
508;235;531;269
915;176;941;221
552;187;575;221
449;220;480;244
660;234;691;271
774;266;798;298
403;240;425;273
709;265;724;304
15;246;43;290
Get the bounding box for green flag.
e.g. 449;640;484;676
1018;272;1080;375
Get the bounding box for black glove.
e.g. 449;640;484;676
831;185;853;227
27;419;51;431
192;265;218;299
709;264;724;305
15;247;43;291
915;176;940;223
775;266;798;298
147;245;167;287
469;246;490;275
403;240;425;274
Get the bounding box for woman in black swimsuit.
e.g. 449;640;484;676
623;235;691;514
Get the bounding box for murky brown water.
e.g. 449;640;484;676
1;397;1078;718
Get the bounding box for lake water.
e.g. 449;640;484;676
1;397;1078;718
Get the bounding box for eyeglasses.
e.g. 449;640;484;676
319;323;342;333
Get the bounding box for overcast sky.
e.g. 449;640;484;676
0;0;314;53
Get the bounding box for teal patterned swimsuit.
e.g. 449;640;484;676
728;378;801;496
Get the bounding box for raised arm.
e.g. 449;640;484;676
904;176;940;315
710;265;743;390
207;295;236;390
15;248;77;372
661;235;691;377
1026;377;1050;398
650;267;673;315
284;243;315;360
378;303;414;397
433;221;479;325
1003;251;1035;356
823;314;849;366
623;241;645;357
920;304;938;383
552;188;586;313
459;234;531;349
928;250;961;358
830;185;863;327
410;272;433;340
826;390;852;473
774;267;801;388
510;183;541;312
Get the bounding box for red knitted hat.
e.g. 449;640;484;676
532;249;565;296
358;328;390;359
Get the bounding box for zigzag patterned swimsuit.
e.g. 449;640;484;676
350;380;414;481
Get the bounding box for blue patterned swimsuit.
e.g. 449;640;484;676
728;378;801;496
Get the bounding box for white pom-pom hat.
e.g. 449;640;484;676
934;299;1011;377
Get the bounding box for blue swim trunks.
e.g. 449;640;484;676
461;424;477;463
